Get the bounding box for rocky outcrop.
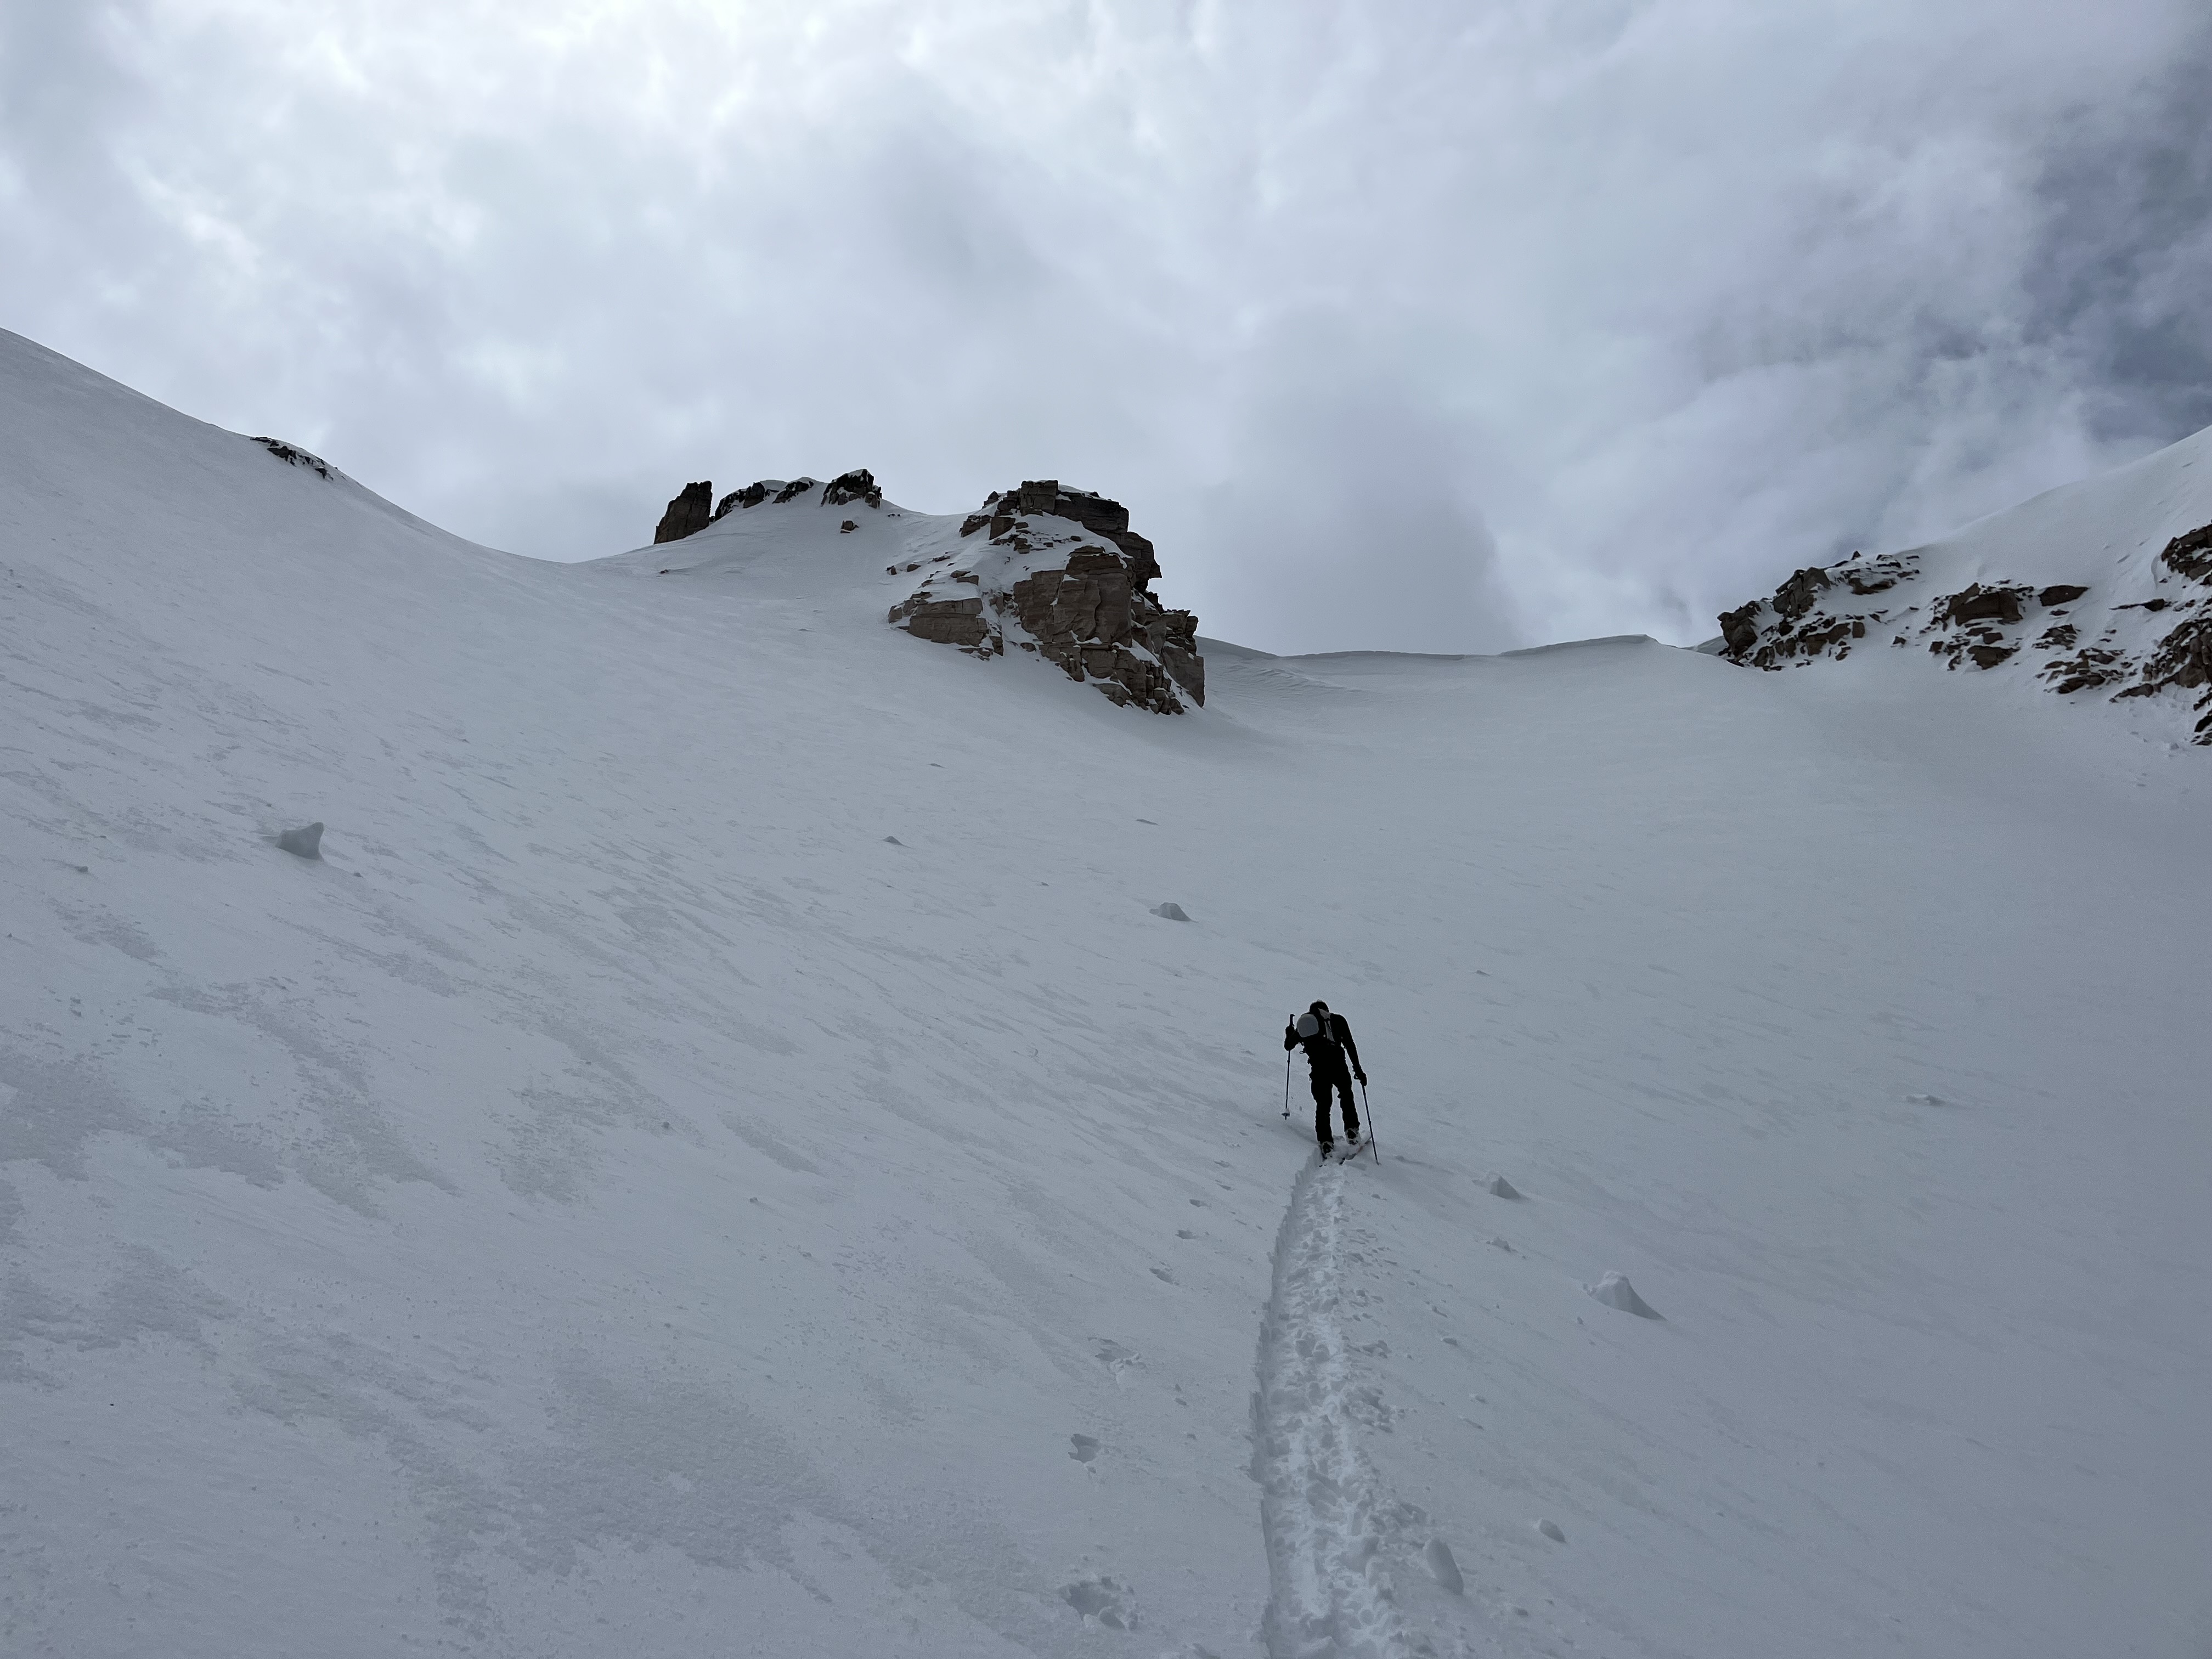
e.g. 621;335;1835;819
959;481;1160;584
891;480;1203;714
654;481;713;543
821;469;883;508
641;466;1202;714
1713;520;2212;742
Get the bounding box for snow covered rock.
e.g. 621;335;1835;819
1711;421;2212;742
1485;1173;1522;1199
652;481;713;544
275;822;324;860
1587;1271;1662;1319
889;481;1204;713
1150;902;1190;921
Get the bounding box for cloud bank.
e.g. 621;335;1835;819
3;0;2207;652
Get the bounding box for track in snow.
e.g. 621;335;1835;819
1251;1160;1409;1659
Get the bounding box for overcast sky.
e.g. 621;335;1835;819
4;1;2208;652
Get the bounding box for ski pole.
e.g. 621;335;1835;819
1282;1052;1291;1119
1359;1079;1379;1163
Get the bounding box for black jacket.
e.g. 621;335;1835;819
1285;1012;1363;1078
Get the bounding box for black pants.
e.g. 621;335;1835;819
1312;1066;1359;1146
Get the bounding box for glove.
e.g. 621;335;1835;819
1355;1070;1368;1085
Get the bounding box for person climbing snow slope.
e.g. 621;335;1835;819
1285;1000;1365;1158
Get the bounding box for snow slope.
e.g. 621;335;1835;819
3;326;2209;1658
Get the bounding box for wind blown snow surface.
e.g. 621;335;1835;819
3;325;2209;1657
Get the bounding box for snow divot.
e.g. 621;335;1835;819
1070;1434;1102;1464
275;822;324;859
1483;1174;1521;1199
1535;1519;1566;1543
1252;1161;1409;1658
1585;1271;1662;1319
1421;1538;1464;1594
1092;1339;1142;1383
1061;1574;1138;1629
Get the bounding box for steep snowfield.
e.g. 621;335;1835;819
3;326;2208;1658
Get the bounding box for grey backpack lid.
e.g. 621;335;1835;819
1295;1012;1321;1038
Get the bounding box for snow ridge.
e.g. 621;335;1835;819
1251;1161;1408;1659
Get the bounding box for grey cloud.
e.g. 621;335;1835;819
1175;308;1517;655
1;0;2207;652
2025;29;2212;445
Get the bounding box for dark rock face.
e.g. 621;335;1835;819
2115;536;2212;737
1945;583;2030;626
2129;522;2212;737
705;473;879;521
893;481;1203;714
2038;584;2090;607
654;481;714;544
889;593;992;650
1718;601;1764;656
822;469;883;509
2165;522;2212;583
1773;566;1832;620
251;436;334;478
714;482;770;518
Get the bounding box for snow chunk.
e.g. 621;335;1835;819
1485;1173;1522;1199
1423;1537;1465;1594
275;822;323;860
1150;901;1190;921
1588;1271;1662;1319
